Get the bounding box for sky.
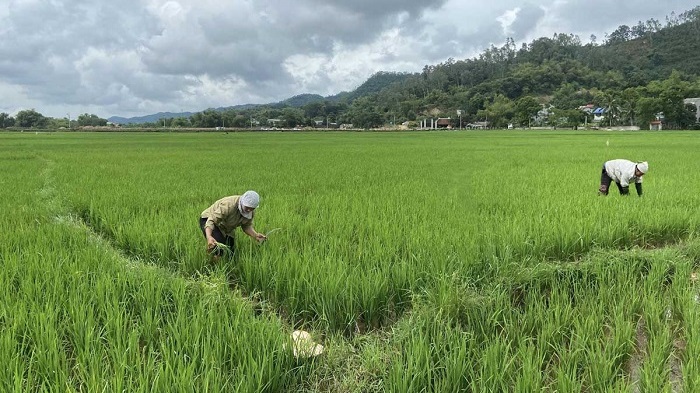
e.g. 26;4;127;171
1;0;697;119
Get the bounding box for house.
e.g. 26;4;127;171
436;117;451;128
578;104;595;114
592;107;606;122
650;120;663;131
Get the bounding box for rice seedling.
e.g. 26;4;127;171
3;130;700;391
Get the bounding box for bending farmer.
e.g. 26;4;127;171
599;159;648;196
199;190;267;257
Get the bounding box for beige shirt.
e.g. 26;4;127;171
201;195;253;236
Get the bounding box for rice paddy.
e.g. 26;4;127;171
2;130;700;391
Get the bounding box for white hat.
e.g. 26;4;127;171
637;161;649;174
240;190;260;208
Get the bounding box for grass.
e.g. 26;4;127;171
2;129;700;391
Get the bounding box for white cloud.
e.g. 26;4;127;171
497;8;521;36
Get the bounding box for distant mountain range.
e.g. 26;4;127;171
107;72;413;124
107;96;330;124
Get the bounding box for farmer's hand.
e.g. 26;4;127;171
255;233;267;243
207;236;218;251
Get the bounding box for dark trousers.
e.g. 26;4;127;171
199;217;234;256
599;165;625;195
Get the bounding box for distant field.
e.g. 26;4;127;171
3;130;700;391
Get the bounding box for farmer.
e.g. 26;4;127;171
598;159;648;196
199;190;267;257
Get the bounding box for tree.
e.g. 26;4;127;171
652;71;694;128
606;25;631;44
77;113;107;127
514;96;541;127
595;90;621;126
618;88;641;126
231;115;250;128
481;94;515;128
190;109;221;128
281;107;304;128
680;103;699;128
637;97;663;126
549;108;584;128
171;117;190;127
551;83;587;110
0;112;14;128
15;109;48;128
302;101;326;119
347;97;383;129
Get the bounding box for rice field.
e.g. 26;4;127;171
2;130;700;392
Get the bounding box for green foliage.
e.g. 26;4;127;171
15;109;48;128
190;109;223;128
77;113;108;127
278;93;325;107
0;112;14;128
347;97;384;128
514;96;541;126
342;71;414;102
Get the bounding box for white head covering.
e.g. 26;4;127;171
238;190;260;219
637;161;649;174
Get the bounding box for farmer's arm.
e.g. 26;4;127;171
204;200;231;248
204;226;218;249
242;223;267;242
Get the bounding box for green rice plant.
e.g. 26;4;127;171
552;349;585;392
512;340;546;392
210;241;235;258
639;324;673;392
386;306;475;392
5;130;700;391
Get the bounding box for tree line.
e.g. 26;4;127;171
0;110;107;129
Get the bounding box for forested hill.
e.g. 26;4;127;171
114;6;700;129
336;6;700;129
331;71;414;102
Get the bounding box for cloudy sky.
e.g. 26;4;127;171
1;0;697;119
